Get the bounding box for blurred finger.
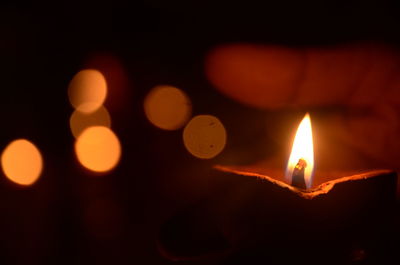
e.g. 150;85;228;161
205;43;400;109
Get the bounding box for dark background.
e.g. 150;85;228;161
0;1;399;264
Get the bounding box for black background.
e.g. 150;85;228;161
0;1;399;264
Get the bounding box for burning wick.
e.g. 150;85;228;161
286;113;314;189
291;158;307;189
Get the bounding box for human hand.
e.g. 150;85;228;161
158;43;400;264
205;43;400;173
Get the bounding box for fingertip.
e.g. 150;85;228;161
205;44;306;109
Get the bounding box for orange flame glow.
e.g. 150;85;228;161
75;126;121;173
286;113;314;189
1;139;43;186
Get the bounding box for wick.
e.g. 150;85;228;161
291;158;307;189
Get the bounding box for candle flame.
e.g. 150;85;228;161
286;113;314;189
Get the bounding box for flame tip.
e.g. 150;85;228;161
286;113;314;189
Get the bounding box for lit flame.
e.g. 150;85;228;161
286;113;314;189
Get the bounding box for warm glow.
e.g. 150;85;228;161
286;113;314;189
144;85;192;130
1;139;43;186
183;115;227;159
70;105;111;138
75;126;121;173
68;69;107;113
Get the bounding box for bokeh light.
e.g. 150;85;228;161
75;126;121;173
68;69;107;113
183;115;227;159
70;106;111;138
144;85;192;130
1;139;43;186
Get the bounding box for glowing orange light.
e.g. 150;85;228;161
1;139;43;186
144;85;192;130
75;126;121;173
68;69;107;113
70;105;111;138
183;115;227;159
286;113;314;188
